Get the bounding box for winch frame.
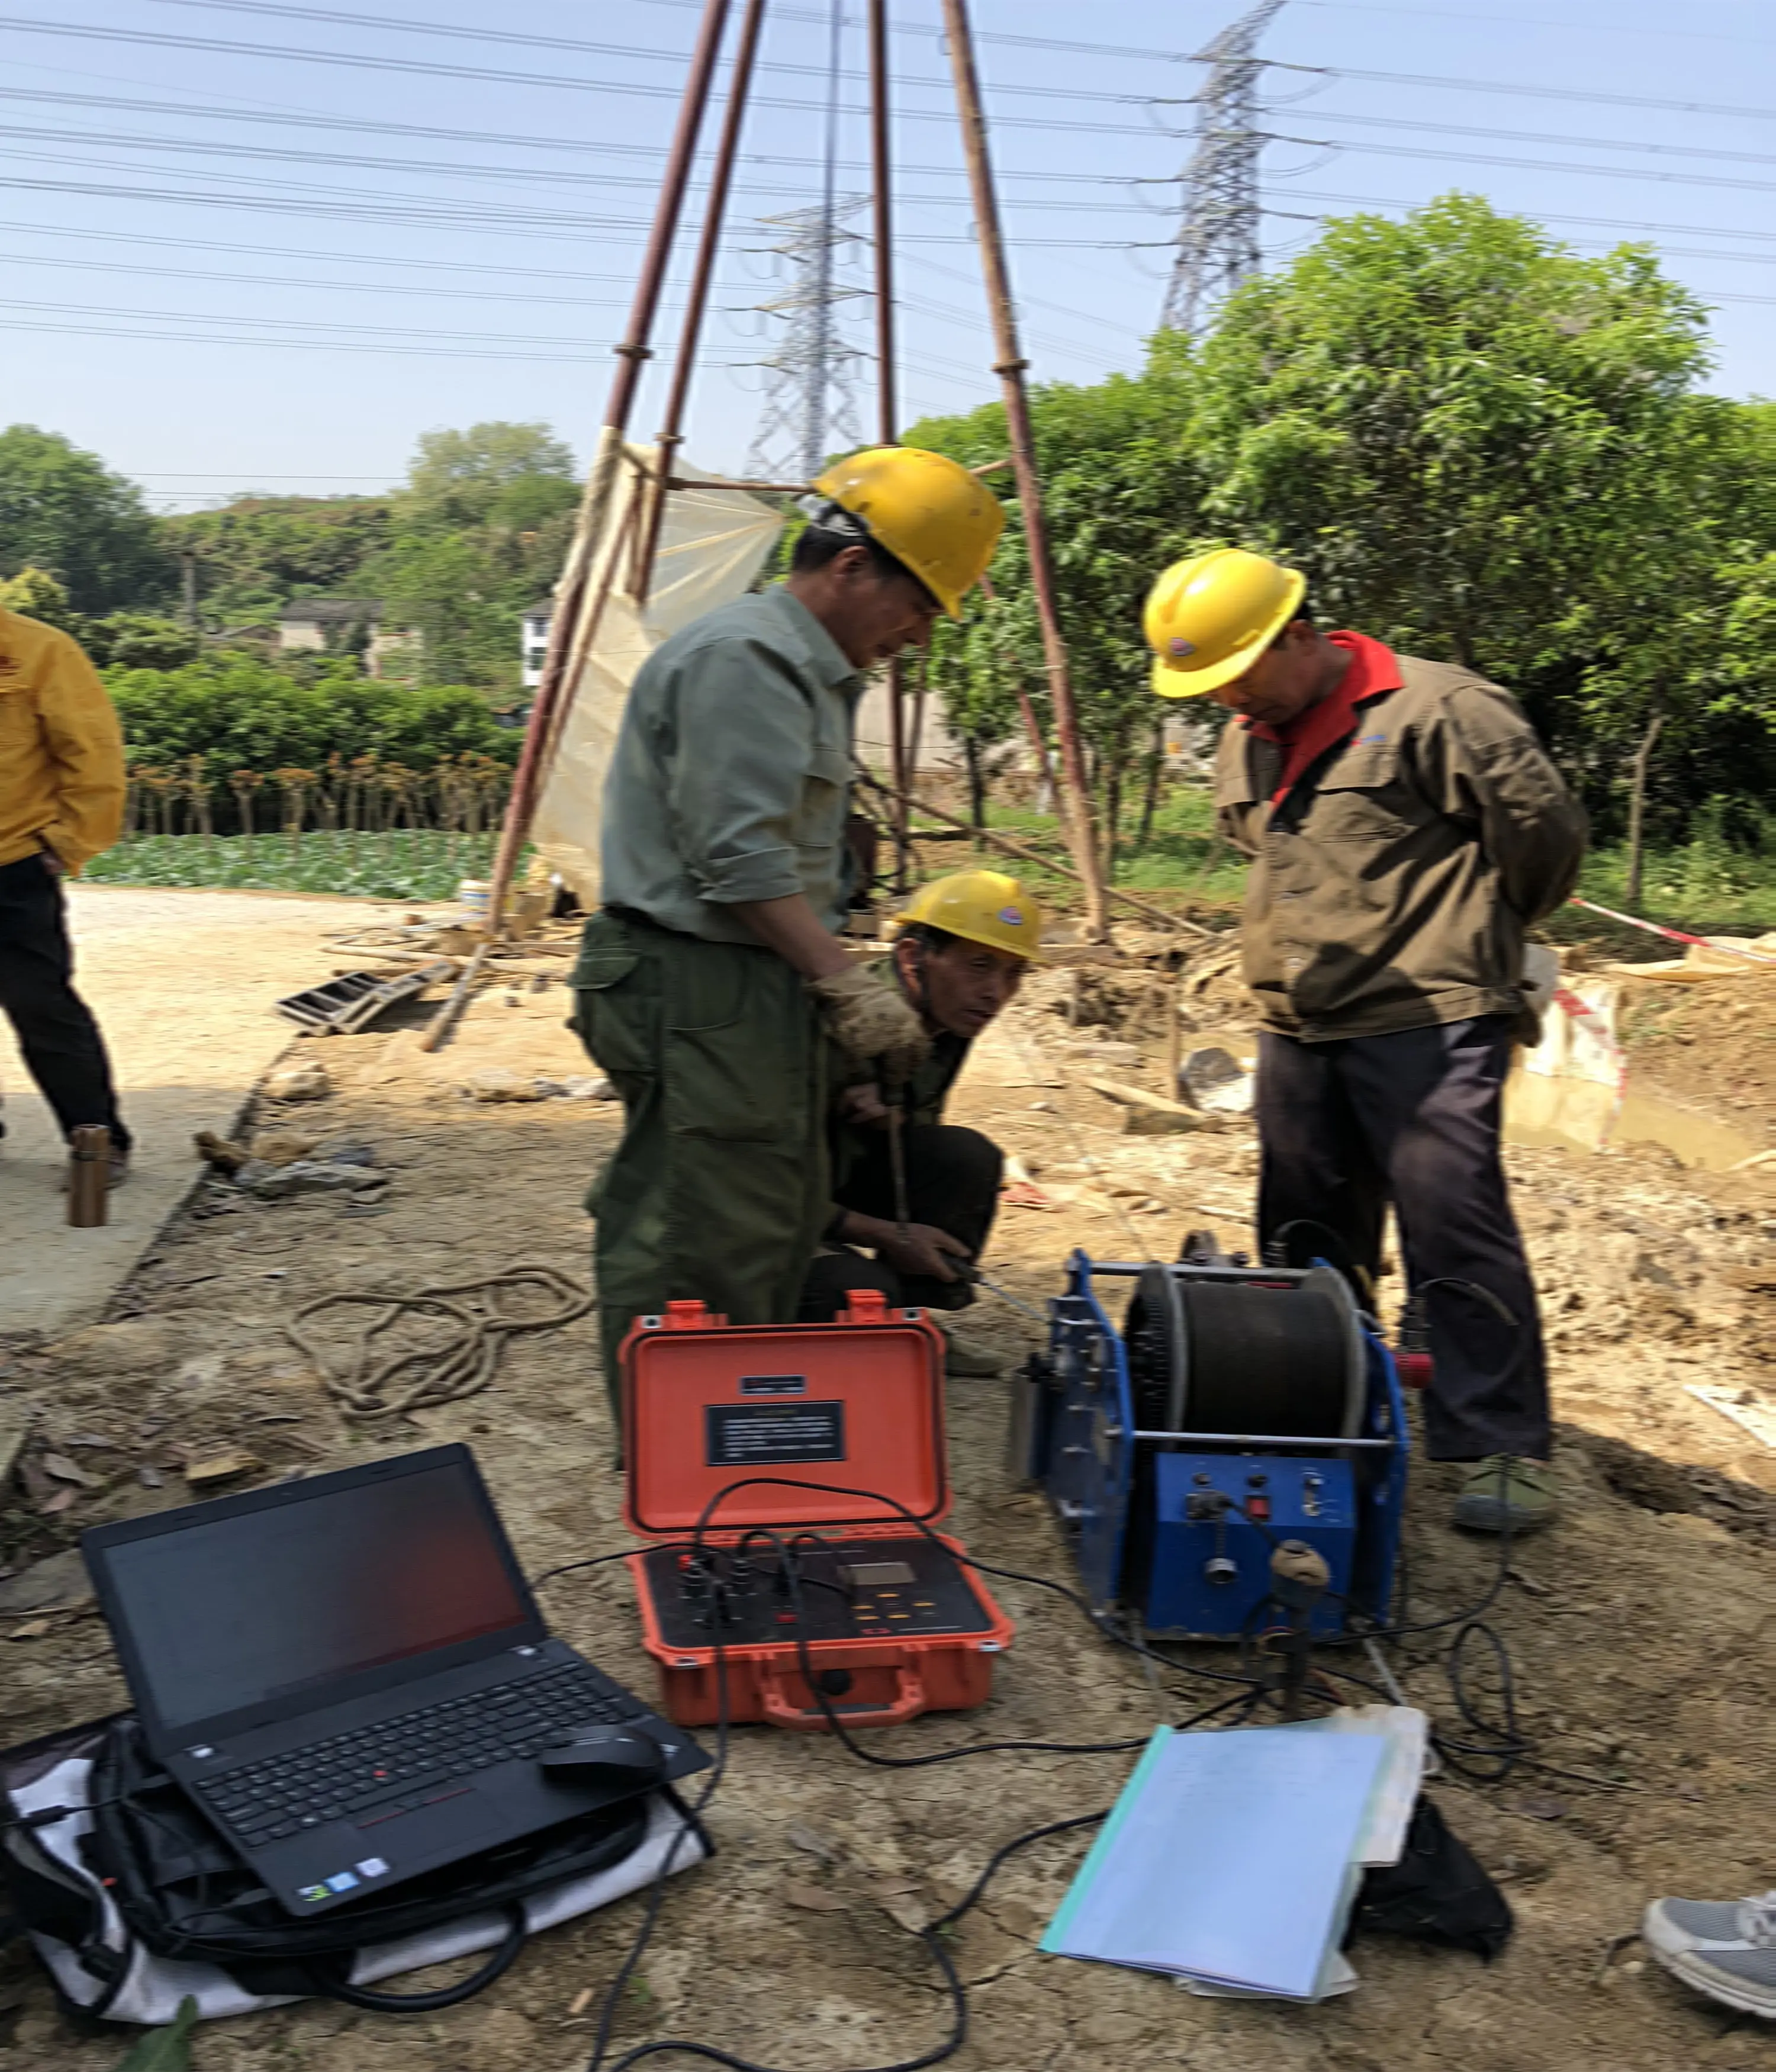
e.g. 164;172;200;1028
1017;1249;1411;1637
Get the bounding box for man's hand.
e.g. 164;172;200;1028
842;1214;970;1284
807;966;928;1081
36;843;65;879
838;1080;890;1127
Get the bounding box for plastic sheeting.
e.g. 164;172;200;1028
530;448;784;905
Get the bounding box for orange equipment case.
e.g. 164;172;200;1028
621;1291;1015;1732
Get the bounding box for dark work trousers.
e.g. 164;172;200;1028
1255;1015;1549;1462
798;1122;1002;1322
0;852;130;1154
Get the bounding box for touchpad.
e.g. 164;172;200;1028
357;1788;504;1861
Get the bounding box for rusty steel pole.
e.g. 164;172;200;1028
634;0;771;606
485;0;733;936
938;0;1108;938
868;0;912;890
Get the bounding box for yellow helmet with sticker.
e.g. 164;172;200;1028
892;870;1042;963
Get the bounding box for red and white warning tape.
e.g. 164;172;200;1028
1569;895;1776;966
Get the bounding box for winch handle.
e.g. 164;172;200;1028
759;1663;927;1731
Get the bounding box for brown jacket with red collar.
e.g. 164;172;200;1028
1213;654;1587;1041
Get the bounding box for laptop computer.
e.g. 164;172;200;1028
82;1443;709;1918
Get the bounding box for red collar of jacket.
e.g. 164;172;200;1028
1243;630;1403;806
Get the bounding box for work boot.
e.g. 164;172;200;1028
1643;1891;1776;2019
937;1317;1006;1379
1451;1455;1556;1534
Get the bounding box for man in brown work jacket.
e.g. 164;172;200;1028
1144;549;1587;1534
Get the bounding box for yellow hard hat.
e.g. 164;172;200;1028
892;870;1042;963
1143;547;1307;699
810;446;1005;619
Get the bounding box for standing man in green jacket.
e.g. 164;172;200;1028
1144;549;1587;1534
572;448;1003;1426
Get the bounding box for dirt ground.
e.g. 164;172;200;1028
2;923;1775;2072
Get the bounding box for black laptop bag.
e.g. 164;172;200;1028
2;1715;710;2026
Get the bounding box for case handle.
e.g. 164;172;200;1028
758;1663;927;1732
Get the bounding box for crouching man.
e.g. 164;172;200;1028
799;870;1039;1374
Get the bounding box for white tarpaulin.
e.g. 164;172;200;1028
531;447;784;904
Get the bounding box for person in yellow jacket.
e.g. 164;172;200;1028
0;604;131;1181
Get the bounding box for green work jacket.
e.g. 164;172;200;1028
600;584;863;943
829;957;970;1206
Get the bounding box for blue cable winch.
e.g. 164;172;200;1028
1012;1238;1410;1643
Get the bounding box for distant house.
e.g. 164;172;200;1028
522;604;552;690
276;598;417;678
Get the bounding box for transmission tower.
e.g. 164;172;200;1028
1160;0;1289;336
744;200;868;481
742;0;866;480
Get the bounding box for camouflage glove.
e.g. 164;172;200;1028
807;966;929;1082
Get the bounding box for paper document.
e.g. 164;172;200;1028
1288;1706;1427;1867
1041;1725;1389;2000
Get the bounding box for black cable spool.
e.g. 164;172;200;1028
1125;1266;1363;1440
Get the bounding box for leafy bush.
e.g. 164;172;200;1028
106;655;519;787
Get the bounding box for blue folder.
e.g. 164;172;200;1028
1041;1724;1388;2000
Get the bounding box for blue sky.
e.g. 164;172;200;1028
2;0;1772;510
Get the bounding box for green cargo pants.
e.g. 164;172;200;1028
569;910;831;1430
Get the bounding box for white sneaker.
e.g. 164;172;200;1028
1643;1890;1776;2018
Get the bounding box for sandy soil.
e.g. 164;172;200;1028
0;886;427;1337
2;932;1774;2071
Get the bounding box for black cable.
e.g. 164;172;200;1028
585;1642;732;2072
686;1477;1262;1693
596;1687;1267;2072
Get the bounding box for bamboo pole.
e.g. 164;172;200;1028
417;943;489;1055
938;0;1109;941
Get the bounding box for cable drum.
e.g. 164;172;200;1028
1126;1266;1365;1440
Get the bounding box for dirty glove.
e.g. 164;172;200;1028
807;966;929;1082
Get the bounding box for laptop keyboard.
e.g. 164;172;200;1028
192;1661;647;1848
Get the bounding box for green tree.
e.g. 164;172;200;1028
400;422;575;530
362;421;580;688
0;425;170;612
161;496;392;627
906;364;1205;872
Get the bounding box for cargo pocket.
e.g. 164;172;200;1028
568;921;655;1078
664;945;802;1145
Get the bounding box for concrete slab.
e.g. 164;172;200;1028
0;885;419;1339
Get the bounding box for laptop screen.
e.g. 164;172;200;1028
96;1456;532;1735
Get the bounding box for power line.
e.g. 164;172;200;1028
8;121;1141;213
1298;1;1776;50
1263;185;1776;247
153;0;1164;105
0;84;1137;189
1249;105;1776;173
0;14;1159;130
1163;0;1289;335
0;169;1148;247
1253;60;1776;126
1265;128;1776;197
